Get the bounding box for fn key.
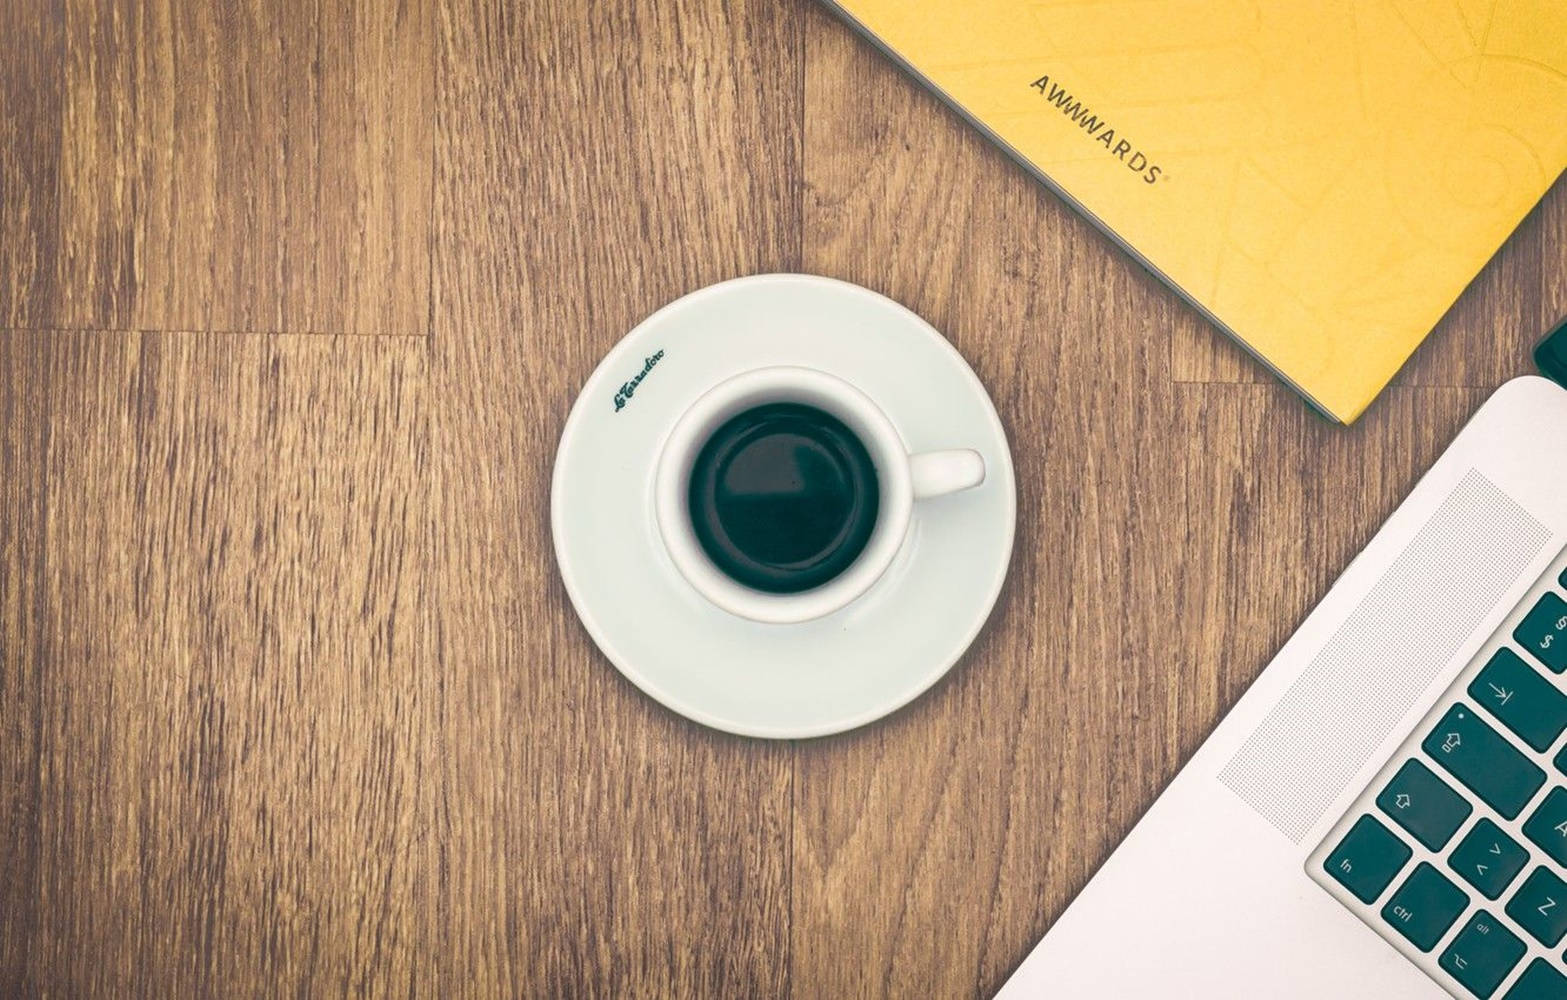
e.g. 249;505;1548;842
1325;815;1412;903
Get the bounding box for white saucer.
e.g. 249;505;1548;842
550;275;1016;738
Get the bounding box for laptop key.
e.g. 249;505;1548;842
1439;911;1526;999
1325;814;1412;903
1515;592;1567;674
1382;863;1469;952
1503;958;1567;999
1505;867;1567;947
1424;704;1546;819
1522;787;1567;867
1449;819;1529;900
1377;758;1472;849
1469;648;1567;751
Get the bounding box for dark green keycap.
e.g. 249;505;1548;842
1377;758;1472;850
1450;819;1529;900
1325;814;1412;904
1382;863;1469;952
1424;704;1546;819
1439;911;1526;999
1515;592;1567;674
1556;741;1567;778
1470;648;1567;751
1505;958;1567;999
1523;788;1567;867
1506;867;1567;947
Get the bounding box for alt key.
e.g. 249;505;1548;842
1438;911;1524;999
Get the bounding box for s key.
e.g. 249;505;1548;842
1515;591;1567;674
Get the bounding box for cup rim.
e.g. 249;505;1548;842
654;366;914;624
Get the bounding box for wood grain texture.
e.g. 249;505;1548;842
0;0;431;335
796;10;1187;996
0;3;63;329
2;0;1565;997
1173;385;1490;722
425;0;800;996
0;331;431;996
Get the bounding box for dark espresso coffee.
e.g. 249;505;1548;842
687;403;879;594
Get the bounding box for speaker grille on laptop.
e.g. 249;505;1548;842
1218;470;1552;842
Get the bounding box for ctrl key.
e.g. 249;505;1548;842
1325;814;1412;903
1382;863;1469;952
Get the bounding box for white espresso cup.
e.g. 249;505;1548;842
654;366;986;624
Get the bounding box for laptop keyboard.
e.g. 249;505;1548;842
1311;563;1567;999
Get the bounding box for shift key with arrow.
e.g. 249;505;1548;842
1468;647;1567;751
1449;818;1528;899
1423;704;1545;819
1375;758;1471;850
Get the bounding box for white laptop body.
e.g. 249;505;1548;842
999;376;1567;999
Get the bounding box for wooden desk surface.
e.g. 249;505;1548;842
2;1;1563;996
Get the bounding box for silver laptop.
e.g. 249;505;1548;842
999;349;1567;997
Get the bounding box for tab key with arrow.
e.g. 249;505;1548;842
1468;648;1567;752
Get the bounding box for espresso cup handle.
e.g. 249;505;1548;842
909;449;985;500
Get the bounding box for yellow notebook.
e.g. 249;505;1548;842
824;0;1567;422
